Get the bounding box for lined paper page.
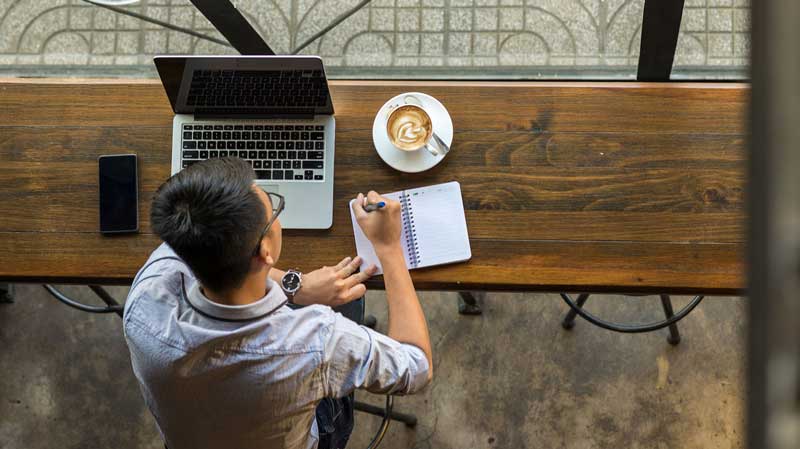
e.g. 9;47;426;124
404;182;471;269
349;191;412;275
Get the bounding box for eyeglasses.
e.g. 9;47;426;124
252;191;285;257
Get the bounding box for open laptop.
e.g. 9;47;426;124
154;55;335;229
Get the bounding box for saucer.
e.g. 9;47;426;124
372;92;453;173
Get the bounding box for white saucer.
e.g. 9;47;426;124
372;92;453;173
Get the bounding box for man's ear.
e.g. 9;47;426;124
256;239;274;268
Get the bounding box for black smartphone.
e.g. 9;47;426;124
98;154;139;234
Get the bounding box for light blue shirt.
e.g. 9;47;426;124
123;244;430;449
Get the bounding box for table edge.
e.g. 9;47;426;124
0;77;750;90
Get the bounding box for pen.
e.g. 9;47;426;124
363;201;386;212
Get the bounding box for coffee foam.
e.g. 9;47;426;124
387;105;432;151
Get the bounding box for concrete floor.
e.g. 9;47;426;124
0;285;744;449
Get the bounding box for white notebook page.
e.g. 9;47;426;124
349;181;471;275
404;182;471;269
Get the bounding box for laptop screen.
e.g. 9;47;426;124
154;56;334;117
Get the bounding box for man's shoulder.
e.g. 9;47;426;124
132;244;187;284
124;244;190;328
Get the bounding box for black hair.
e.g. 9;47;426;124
150;157;266;293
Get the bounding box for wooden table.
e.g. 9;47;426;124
0;79;747;294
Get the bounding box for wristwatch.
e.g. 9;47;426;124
280;269;303;301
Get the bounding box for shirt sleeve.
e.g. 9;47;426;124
321;311;430;398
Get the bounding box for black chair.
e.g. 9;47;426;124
42;285;417;448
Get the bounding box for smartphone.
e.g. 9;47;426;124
98;154;139;234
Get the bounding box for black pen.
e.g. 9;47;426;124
363;201;386;212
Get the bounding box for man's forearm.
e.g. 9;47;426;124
377;246;433;375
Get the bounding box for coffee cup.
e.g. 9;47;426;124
384;95;450;157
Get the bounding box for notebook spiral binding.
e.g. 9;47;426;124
400;192;420;268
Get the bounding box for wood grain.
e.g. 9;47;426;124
0;79;748;293
0;80;747;133
0;233;742;295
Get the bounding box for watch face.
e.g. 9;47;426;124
282;272;301;291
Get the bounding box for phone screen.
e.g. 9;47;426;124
99;154;138;233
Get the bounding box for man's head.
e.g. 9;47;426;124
151;158;282;293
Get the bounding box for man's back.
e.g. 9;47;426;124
124;244;430;449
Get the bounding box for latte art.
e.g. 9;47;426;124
398;122;427;143
387;105;433;151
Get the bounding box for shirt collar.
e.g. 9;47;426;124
183;276;288;322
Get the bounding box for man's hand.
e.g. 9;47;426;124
353;191;402;254
292;256;378;307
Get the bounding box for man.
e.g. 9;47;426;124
123;158;432;449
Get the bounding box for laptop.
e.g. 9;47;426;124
154;55;335;229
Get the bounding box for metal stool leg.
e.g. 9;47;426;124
457;291;483;315
88;285;123;318
659;295;681;345
561;293;590;329
559;293;702;344
354;400;418;427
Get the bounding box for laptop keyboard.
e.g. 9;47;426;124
180;123;326;182
187;70;328;109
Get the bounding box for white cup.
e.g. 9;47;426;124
384;94;450;157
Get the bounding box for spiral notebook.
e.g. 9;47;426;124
349;181;472;275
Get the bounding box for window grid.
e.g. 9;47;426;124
0;0;748;79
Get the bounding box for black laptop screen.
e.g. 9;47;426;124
154;56;334;117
